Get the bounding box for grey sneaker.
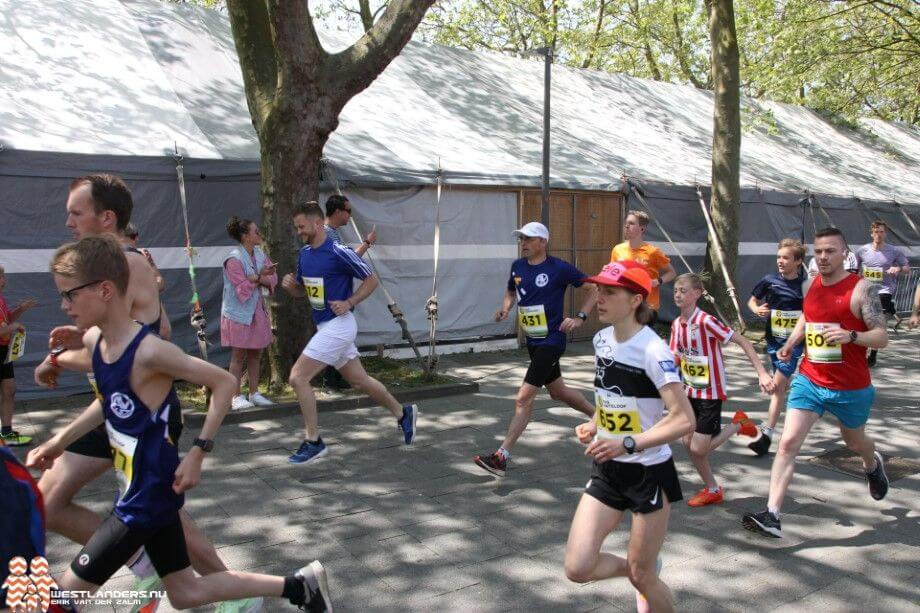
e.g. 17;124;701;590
294;560;332;612
742;510;782;538
867;451;889;501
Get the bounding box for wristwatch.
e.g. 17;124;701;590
48;346;66;368
622;436;637;454
849;330;858;343
576;311;588;321
192;438;214;453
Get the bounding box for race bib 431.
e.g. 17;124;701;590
518;305;548;338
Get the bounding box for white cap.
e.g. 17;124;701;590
512;222;549;240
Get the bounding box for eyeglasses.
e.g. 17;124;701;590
60;280;103;303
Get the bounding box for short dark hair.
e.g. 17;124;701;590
814;227;849;249
226;215;253;242
870;220;887;231
69;174;133;232
325;194;350;217
292;201;324;220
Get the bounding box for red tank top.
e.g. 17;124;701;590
799;273;870;390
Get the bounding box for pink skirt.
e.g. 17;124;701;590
220;298;273;349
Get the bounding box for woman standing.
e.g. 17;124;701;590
564;261;694;613
222;216;277;409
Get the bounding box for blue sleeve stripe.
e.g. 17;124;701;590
333;243;372;278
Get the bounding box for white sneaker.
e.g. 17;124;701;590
231;394;254;410
248;392;273;407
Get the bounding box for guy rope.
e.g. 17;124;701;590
173;147;209;360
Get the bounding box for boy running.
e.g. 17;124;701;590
746;239;806;456
0;265;37;446
670;274;773;507
28;236;332;611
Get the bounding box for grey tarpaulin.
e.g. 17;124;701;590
1;0;918;396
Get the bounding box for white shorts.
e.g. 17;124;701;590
303;312;359;369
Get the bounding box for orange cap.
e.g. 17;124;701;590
584;261;652;298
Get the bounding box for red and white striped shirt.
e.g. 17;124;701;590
669;307;734;400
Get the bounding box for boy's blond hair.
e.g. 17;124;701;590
50;235;129;295
675;272;704;291
626;210;650;228
777;238;805;261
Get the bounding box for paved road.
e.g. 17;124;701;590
10;333;920;612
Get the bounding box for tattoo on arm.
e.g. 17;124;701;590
861;283;886;330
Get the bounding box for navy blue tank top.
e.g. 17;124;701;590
92;325;183;527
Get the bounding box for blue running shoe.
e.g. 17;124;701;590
288;438;327;464
398;404;418;445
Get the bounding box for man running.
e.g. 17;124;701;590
743;227;889;538
855;220;908;366
610;211;676;319
746;239;806;456
33;174;254;611
473;222;597;477
282;202;417;464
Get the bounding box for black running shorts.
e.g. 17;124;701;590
65;415;183;459
71;513;190;585
524;344;564;388
0;345;13;380
879;293;896;317
586;457;683;514
689;398;723;436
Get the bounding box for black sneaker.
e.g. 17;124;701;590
473;452;506;477
747;431;772;457
742;510;782;538
867;350;878;367
867;451;889;501
295;560;332;612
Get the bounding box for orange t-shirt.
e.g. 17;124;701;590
610;242;670;309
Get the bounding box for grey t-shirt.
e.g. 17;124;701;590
324;224;343;245
855;243;908;294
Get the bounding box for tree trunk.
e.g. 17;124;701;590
704;0;742;327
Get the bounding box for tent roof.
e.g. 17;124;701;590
3;0;920;202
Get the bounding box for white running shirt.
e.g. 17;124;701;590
593;326;682;466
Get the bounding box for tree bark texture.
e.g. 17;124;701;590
226;0;435;384
704;0;742;327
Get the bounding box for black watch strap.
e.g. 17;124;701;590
193;438;214;453
623;435;637;454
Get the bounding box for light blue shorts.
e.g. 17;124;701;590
787;374;874;429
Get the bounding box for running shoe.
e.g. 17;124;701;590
398;404;418;445
742;509;782;538
214;597;264;612
473;452;507;477
687;488;723;507
231;394;255;410
129;574;162;613
248;392;273;407
294;560;333;612
732;410;758;437
634;556;663;613
747;430;772;456
288;439;328;464
0;430;32;446
866;450;889;501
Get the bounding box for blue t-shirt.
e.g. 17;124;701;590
507;256;585;348
296;236;372;325
751;272;804;345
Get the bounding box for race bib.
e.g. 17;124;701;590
4;329;25;363
862;266;884;282
680;354;710;390
518;305;548;338
594;388;642;438
301;276;325;310
770;309;801;340
805;322;842;363
105;423;137;503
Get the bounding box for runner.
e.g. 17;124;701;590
563;261;693;613
855;220;908;366
743;227;889;538
670;273;774;507
746;239;806;456
909;281;920;330
27;236;332;611
0;265;37;446
281;202;417;464
33;174;254;612
610;211;676;318
473;222;597;477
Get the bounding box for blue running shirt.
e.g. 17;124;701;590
92;325;183;528
296;236;372;325
507;256;585;348
751;272;805;345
